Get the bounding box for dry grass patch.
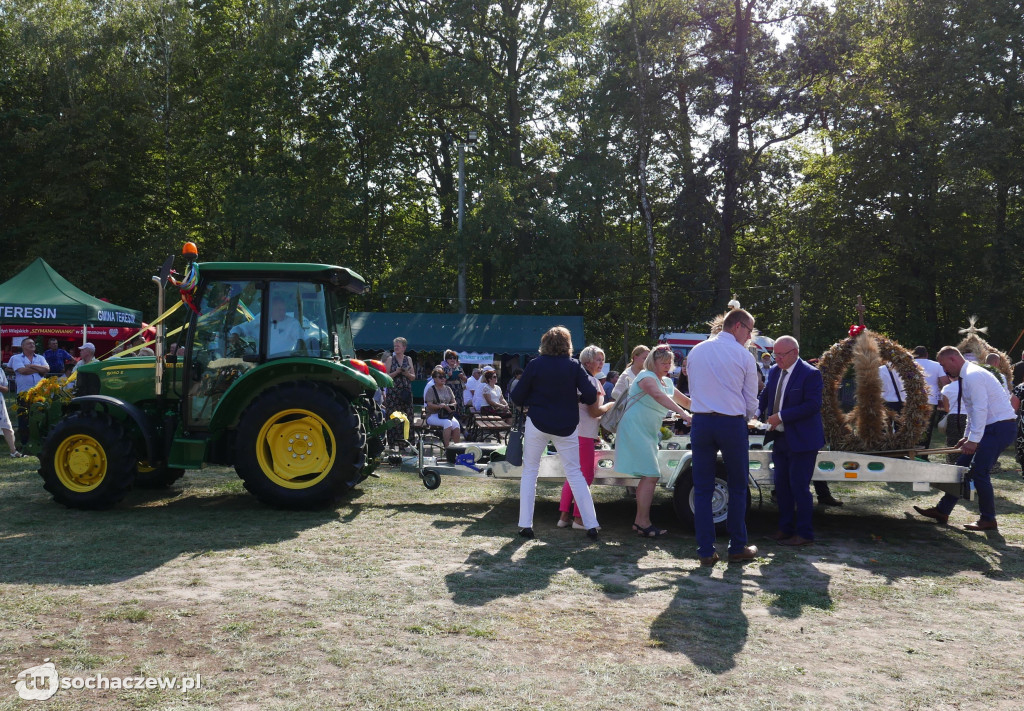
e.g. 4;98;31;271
1;454;1024;709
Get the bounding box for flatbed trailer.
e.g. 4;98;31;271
401;434;969;530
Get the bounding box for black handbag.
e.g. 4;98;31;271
505;414;525;466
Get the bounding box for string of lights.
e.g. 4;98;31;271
371;283;783;307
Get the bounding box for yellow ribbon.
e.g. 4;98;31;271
102;300;185;359
389;411;410;440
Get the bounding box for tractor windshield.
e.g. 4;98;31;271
267;282;332;357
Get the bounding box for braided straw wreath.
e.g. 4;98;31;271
817;328;931;452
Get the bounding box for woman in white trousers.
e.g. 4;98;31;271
509;326;601;540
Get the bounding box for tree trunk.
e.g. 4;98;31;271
715;0;751;311
631;2;658;337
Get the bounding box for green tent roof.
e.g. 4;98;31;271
0;258;142;326
350;312;585;355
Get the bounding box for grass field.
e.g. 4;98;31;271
2;451;1024;710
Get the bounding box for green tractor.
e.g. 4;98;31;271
35;246;393;509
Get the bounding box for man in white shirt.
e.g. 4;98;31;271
7;337;49;448
7;337;49;394
914;346;950;451
913;346;1016;531
464;368;482;407
686;308;759;566
878;364;906;412
230;295;303;357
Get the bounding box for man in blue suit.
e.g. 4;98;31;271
757;336;825;546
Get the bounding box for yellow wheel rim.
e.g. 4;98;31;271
54;435;108;493
255;409;336;489
136;460;155;473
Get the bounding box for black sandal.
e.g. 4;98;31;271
635;523;667;538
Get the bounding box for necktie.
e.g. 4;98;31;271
773;369;788;415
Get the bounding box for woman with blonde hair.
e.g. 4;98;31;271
611;344;652;401
384;337;415;446
510;327;602;540
615;345;692;537
557;345;614;529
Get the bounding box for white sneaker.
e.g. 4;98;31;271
9;451;25;458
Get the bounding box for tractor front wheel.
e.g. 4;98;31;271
39;412;136;509
234;382;365;509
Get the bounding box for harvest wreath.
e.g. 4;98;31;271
817;326;930;452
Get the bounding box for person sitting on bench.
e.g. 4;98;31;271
424;367;462;448
473;370;512;419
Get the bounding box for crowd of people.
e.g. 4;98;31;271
382;313;1024;565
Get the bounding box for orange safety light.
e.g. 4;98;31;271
366;359;387;374
346;358;370;376
182;242;199;262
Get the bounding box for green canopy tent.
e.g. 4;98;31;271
350;312;587;399
0;258;143;353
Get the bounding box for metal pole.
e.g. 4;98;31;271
152;276;165;397
457;142;467;314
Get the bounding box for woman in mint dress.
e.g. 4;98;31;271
615;345;692;537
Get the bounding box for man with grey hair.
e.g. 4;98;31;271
687;308;759;565
7;337;49;447
757;336;825;545
913;346;1016;531
73;342;96;371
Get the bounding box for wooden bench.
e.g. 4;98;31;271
467;412;511;443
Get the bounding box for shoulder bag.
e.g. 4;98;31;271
505;412;525;466
600;388;646;434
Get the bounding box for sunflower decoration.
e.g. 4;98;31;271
818;326;930;452
956;316;1012;385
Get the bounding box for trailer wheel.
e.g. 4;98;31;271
422;469;441;490
672;464;751;533
134;461;185;489
39;412;136;509
234;382;365;509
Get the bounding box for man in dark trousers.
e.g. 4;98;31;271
757;336;825;546
687;308;760;566
913;346;1016;531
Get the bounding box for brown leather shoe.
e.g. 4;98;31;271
963;519;998;531
698;552;720;567
912;505;949;524
728;545;758;563
768;530;792;541
779;535;814;546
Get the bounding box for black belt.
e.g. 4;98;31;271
693;412;744;418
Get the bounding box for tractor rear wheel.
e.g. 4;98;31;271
234;382;366;509
39;411;136;509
